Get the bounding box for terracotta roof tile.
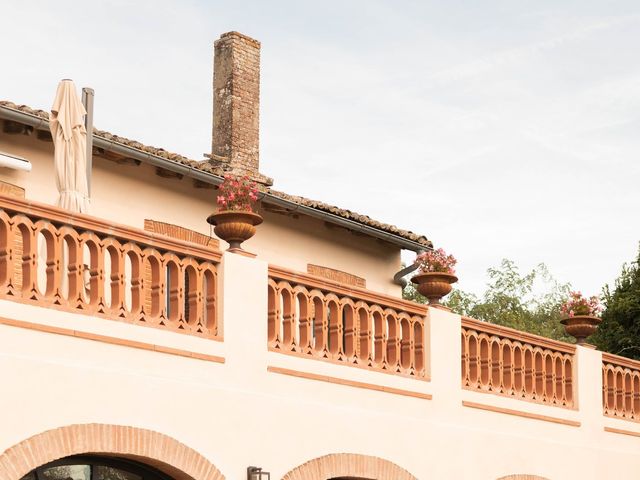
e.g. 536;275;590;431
0;100;432;247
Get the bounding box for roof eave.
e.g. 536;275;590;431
0;104;430;252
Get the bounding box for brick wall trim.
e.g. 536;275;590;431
0;424;225;480
281;453;417;480
496;476;550;480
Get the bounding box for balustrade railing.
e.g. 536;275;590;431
267;265;429;379
0;195;221;338
461;317;575;408
602;353;640;421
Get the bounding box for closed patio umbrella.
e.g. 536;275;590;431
50;79;89;213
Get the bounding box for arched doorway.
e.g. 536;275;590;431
0;424;224;480
281;453;417;480
19;455;171;480
497;476;550;480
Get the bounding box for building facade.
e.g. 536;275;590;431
0;32;639;480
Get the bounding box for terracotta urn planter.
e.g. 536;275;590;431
206;211;263;250
411;272;458;306
561;315;602;345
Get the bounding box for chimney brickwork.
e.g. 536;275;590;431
211;31;272;186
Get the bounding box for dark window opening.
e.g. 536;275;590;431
20;455;173;480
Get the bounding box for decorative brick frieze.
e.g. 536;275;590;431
0;181;24;199
144;219;219;249
281;453;417;480
307;264;366;288
268;265;428;379
0;424;225;480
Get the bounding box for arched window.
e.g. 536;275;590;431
20;455;173;480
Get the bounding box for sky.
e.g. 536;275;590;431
1;0;639;297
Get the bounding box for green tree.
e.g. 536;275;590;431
592;248;640;359
404;259;572;341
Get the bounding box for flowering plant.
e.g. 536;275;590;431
216;175;259;212
414;248;457;275
560;291;603;318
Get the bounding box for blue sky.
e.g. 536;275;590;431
2;1;639;296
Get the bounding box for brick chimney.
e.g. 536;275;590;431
211;31;273;186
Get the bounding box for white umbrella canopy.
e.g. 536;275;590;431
50;79;89;213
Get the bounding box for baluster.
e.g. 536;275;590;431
563;356;573;407
182;261;203;332
624;372;631;417
326;295;342;359
280;284;295;350
296;287;312;354
633;373;640;420
310;291;327;354
467;333;480;388
164;255;184;329
59;228;84;310
398;316;411;374
412;318;424;377
385;311;400;372
501;342;514;396
103;239;126;318
479;336;490;390
123;244;144;322
80;233;105;314
490;339;501;392
16;217;38;300
356;303;372;366
0;211;14;293
267;279;280;348
342;301;357;363
616;370;625;417
372;308;387;369
143;249;165;324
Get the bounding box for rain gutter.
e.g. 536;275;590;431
0;105;429;252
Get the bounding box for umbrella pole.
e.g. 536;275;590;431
82;87;95;197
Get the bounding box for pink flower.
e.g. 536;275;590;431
215;175;259;213
414;247;457;274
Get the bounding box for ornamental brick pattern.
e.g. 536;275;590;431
144;220;219;249
307;264;366;288
281;453;417;480
0;424;225;480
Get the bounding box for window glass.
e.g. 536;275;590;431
42;465;90;480
94;466;142;480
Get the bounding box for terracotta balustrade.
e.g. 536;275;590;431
602;353;640;421
267;265;429;379
461;317;576;408
0;195;221;338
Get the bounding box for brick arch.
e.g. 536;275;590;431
497;476;550;480
0;424;224;480
281;453;417;480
